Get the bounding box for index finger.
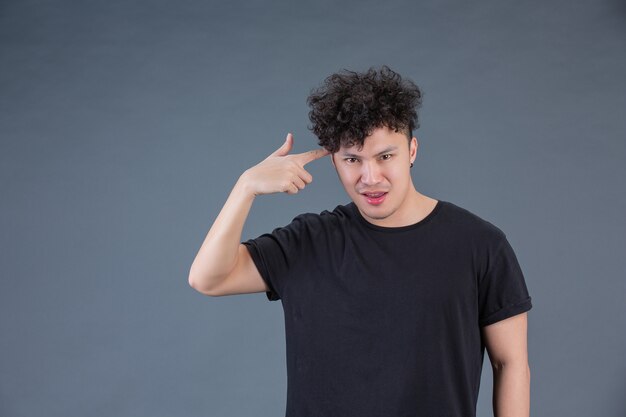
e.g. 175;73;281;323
296;148;331;165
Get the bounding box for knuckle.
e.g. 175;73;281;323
301;170;312;183
290;160;301;170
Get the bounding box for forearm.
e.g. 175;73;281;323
188;133;326;292
188;172;256;292
492;363;531;417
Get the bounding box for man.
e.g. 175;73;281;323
189;65;532;417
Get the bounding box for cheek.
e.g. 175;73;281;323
337;168;355;183
380;171;403;190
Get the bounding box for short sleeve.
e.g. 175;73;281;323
478;233;532;327
241;215;306;302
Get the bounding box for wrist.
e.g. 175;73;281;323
236;171;258;199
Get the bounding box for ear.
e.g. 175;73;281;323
330;152;337;169
410;137;418;164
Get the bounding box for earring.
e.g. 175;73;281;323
410;162;414;168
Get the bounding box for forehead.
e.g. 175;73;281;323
339;127;408;155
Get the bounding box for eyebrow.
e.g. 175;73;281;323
341;146;398;158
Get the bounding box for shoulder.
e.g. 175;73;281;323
285;202;354;238
440;201;518;278
439;200;507;245
291;202;353;225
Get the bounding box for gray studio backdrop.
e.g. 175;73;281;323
1;0;625;416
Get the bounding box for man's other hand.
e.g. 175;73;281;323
241;133;330;196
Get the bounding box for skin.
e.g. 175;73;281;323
330;125;438;227
482;312;531;417
188;133;330;293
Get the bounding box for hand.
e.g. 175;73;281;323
242;133;330;196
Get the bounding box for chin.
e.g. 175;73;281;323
367;210;392;220
359;203;393;219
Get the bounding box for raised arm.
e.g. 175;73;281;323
188;133;329;295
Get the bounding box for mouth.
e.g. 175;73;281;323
361;191;388;205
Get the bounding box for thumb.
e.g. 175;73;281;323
269;133;293;157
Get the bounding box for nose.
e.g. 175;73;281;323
360;160;383;185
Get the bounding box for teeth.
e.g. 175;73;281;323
366;193;384;197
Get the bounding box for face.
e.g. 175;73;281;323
331;126;418;227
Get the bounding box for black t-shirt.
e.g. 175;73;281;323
242;199;532;417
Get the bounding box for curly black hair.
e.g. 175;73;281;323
306;65;423;153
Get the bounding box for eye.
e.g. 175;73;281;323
380;154;393;160
345;158;358;164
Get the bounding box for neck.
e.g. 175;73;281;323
403;188;438;222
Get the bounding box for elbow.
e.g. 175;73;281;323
187;273;219;297
492;361;531;377
188;274;198;289
187;268;198;289
188;272;217;296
